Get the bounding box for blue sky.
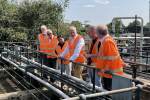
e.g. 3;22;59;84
64;0;149;26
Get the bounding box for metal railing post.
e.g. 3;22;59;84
61;58;63;91
146;50;148;73
92;67;96;93
120;48;123;59
20;47;21;65
41;52;43;79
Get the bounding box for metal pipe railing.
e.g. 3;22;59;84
62;83;147;100
0;54;70;99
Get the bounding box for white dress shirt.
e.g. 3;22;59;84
100;34;109;43
60;34;85;61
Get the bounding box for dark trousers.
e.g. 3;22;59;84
47;57;57;82
40;53;48;80
40;53;47;65
103;77;112;91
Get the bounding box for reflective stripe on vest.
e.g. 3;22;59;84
39;34;47;51
105;66;123;73
48;52;55;55
91;63;97;66
69;36;85;52
39;34;47;45
47;37;57;50
98;39;119;60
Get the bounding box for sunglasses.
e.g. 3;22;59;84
47;33;52;35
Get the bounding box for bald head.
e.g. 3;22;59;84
96;25;108;35
69;26;77;38
88;26;96;31
88;26;97;39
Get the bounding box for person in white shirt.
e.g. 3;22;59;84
59;26;86;79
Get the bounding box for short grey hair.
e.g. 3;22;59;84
41;25;47;31
69;26;77;31
88;26;96;31
96;25;108;35
47;29;53;33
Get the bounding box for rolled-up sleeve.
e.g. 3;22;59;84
70;38;85;61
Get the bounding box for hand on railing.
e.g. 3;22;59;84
83;52;91;58
57;55;61;58
122;62;131;67
101;69;106;74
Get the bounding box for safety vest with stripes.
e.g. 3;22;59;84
56;41;70;64
68;35;86;63
38;33;48;52
88;39;100;67
97;36;123;78
46;36;57;58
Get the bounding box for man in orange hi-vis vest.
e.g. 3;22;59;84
37;25;48;65
59;26;86;79
96;25;123;90
83;26;102;87
45;29;58;82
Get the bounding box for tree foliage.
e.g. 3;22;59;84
0;0;70;42
127;20;141;27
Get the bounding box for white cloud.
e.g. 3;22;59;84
95;0;110;4
130;11;134;13
84;5;95;7
114;12;117;14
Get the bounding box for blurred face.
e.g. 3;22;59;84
96;31;103;39
58;37;64;44
41;27;47;35
69;28;77;38
47;30;53;39
88;29;95;39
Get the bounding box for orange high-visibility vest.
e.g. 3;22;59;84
68;35;86;63
38;33;48;52
56;41;70;64
97;36;123;78
88;39;100;67
46;36;57;58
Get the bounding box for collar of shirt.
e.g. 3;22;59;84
100;34;109;43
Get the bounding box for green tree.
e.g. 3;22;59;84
146;22;150;26
0;0;28;42
127;20;141;27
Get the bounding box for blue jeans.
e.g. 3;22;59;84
87;68;102;87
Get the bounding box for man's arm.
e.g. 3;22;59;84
70;38;85;61
60;43;69;57
84;53;98;58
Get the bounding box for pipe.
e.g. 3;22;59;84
21;55;107;92
0;65;40;100
123;60;150;67
0;55;70;99
63;84;146;100
3;48;107;92
112;17;144;67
